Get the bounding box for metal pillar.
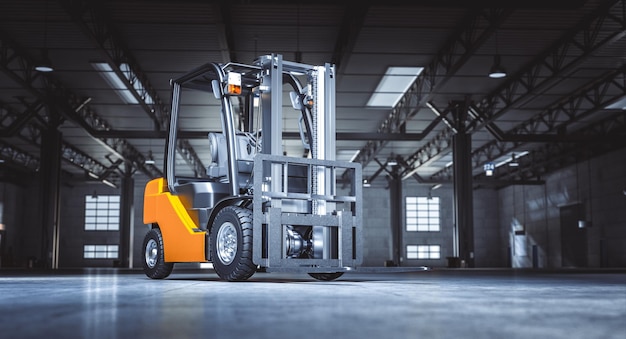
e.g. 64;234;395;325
119;163;134;268
451;101;474;267
388;170;403;266
39;110;62;269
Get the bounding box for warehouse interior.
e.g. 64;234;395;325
0;0;625;338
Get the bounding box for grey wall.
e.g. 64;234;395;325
2;147;624;269
498;147;626;268
361;186;391;266
0;181;28;267
56;176;150;269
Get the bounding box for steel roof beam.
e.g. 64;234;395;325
214;0;237;62
402;0;626;179
0;29;162;179
0;99;119;179
0;139;40;171
60;0;207;178
351;8;512;169
431;64;626;181
331;1;370;74
59;0;167;129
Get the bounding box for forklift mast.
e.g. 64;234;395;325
143;54;362;281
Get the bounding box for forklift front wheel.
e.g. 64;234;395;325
143;227;174;279
210;206;256;281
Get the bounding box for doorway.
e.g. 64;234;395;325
559;204;587;267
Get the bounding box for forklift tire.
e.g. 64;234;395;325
210;206;256;281
143;227;174;279
308;272;344;281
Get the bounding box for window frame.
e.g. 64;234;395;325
406;244;441;260
405;196;440;232
84;195;121;231
83;244;119;259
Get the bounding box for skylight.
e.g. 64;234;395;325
91;62;139;104
367;67;424;108
605;95;626;110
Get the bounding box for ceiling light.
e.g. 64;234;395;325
35;49;54;72
102;179;117;188
36;0;53;72
488;55;507;78
363;179;371;188
494;151;529;168
488;30;506;79
145;150;156;165
509;153;519;167
367;67;424;108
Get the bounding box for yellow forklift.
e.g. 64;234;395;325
142;54;362;281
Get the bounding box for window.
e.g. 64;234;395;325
406;196;440;231
84;195;120;231
406;245;441;260
83;245;119;259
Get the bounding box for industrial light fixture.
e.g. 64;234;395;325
367;67;424;107
387;155;398;167
494;151;528;168
488;55;507;79
102;179;116;188
363;179;371;188
488;30;506;79
35;0;54;72
509;153;519;167
145;150;156;165
35;50;54;73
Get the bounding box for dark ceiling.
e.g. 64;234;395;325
0;0;625;188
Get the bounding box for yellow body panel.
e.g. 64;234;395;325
143;178;206;263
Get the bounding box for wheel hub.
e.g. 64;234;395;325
216;222;237;265
145;239;158;268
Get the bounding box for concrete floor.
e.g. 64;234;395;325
0;268;624;339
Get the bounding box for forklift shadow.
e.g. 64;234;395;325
160;269;379;283
163;269;428;284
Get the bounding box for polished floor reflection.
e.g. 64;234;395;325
0;269;625;339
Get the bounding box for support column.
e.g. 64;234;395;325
119;163;134;268
39;111;62;269
451;100;474;267
388;169;402;266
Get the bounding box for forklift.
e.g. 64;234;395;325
142;54;362;281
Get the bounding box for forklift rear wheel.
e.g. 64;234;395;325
210;206;256;281
143;227;174;279
308;272;344;281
